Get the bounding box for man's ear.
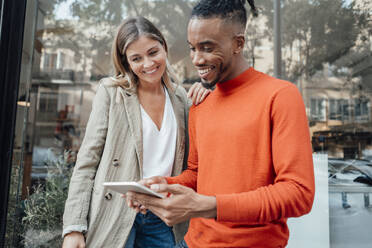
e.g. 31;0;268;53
233;34;245;54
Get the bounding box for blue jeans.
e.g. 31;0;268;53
174;240;189;248
124;211;175;248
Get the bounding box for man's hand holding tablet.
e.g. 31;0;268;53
103;181;165;198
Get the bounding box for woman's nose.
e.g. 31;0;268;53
143;56;155;68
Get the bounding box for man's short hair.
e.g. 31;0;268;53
191;0;258;29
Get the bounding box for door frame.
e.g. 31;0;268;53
0;0;27;247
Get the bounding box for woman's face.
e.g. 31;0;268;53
125;35;167;86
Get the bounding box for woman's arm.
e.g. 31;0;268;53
62;82;111;237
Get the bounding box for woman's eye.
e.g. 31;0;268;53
132;57;140;62
149;50;158;55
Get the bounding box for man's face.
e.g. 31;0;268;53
187;17;236;88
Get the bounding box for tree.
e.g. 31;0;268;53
53;0;195;76
258;0;370;82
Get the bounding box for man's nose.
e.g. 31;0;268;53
192;52;206;66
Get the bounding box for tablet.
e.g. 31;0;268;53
103;181;165;198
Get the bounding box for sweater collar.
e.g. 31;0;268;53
215;67;257;94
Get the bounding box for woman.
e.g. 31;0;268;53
62;16;209;248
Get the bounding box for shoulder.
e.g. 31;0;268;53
89;77;124;107
95;77;124;99
99;77;119;92
247;72;300;103
172;83;187;96
255;72;295;93
266;79;305;115
172;83;189;104
269;79;301;103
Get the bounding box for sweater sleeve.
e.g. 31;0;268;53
166;107;198;190
216;84;315;223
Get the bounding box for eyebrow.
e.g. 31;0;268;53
128;45;159;58
187;40;216;46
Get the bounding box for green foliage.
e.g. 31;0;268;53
55;0;194;64
259;0;370;81
21;151;74;247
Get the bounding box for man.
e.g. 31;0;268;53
127;0;315;247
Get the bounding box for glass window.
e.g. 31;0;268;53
310;98;326;121
280;0;372;247
355;98;370;121
329;98;350;121
4;0;372;247
5;0;273;247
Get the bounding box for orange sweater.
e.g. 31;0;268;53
167;68;315;248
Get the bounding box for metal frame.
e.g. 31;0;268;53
0;0;27;247
329;185;372;194
329;185;372;209
273;0;282;79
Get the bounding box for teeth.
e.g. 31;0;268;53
198;68;212;75
144;68;157;74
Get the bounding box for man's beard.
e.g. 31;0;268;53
200;62;228;90
201;78;217;89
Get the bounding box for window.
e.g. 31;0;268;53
310;98;326;121
329;99;350;121
43;53;58;71
4;0;372;247
355;98;370;121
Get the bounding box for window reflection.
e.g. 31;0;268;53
279;0;372;247
4;0;372;247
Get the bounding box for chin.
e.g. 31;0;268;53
201;78;218;90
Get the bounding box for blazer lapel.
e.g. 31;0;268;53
119;86;144;178
117;84;186;179
167;86;186;177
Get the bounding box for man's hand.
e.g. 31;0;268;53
62;231;85;248
123;176;168;214
126;183;217;226
140;176;168;187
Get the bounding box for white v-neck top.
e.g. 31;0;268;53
140;87;177;179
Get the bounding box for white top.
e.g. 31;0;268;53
140;87;177;179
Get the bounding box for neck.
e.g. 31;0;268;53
137;79;163;95
233;56;251;78
222;55;251;83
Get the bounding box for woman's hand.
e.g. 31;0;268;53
62;231;85;248
187;82;211;105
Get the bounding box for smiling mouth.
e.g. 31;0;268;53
143;66;160;74
198;66;215;77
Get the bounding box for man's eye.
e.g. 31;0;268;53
189;47;196;52
203;47;212;52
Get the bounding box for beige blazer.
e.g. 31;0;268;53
63;77;189;247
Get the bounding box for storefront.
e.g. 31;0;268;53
1;0;371;247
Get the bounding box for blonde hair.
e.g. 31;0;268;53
111;16;178;91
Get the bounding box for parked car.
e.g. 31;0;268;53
31;146;60;183
328;157;372;248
